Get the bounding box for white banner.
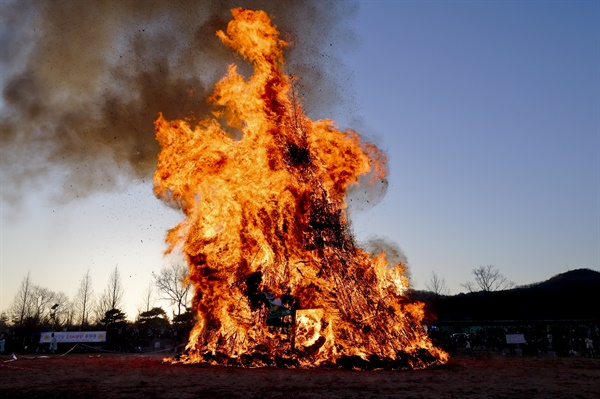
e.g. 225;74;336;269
39;331;107;343
505;333;526;344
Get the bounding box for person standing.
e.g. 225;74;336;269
585;337;594;358
50;333;57;354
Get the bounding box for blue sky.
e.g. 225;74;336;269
344;1;599;292
1;1;598;319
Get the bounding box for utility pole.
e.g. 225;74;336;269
50;304;59;330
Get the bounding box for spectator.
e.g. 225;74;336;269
585;337;594;358
50;333;57;354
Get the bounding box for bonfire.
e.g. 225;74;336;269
153;8;447;370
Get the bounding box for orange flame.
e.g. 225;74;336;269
153;8;447;369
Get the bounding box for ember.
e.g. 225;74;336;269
153;8;447;369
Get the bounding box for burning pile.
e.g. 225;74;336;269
153;8;447;369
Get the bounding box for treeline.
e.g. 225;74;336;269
1;263;193;334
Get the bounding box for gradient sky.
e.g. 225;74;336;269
1;1;599;320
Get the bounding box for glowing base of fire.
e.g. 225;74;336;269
166;349;447;371
166;308;447;370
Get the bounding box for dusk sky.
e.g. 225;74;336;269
1;1;598;320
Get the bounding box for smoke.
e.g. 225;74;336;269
0;0;358;204
362;236;409;273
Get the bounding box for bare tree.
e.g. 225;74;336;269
461;265;515;292
28;285;57;325
137;282;156;316
9;272;33;326
51;291;71;329
425;271;450;296
153;262;191;317
8;273;69;328
61;299;77;328
73;269;94;329
96;265;125;322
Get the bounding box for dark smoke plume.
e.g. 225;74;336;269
0;0;358;204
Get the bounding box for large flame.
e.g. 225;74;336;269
153;8;447;369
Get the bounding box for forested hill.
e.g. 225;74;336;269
413;268;600;322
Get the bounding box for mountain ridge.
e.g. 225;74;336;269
412;268;600;322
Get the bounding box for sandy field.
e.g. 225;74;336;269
1;352;598;399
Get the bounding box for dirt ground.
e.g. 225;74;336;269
1;352;598;399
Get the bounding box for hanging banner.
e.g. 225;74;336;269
505;334;526;344
39;331;107;343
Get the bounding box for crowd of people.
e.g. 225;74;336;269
2;321;598;359
0;324;191;355
428;323;598;358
